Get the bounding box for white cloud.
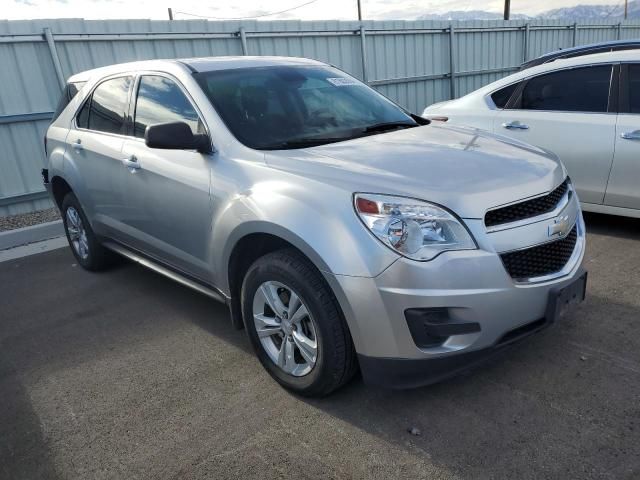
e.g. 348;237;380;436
0;0;623;20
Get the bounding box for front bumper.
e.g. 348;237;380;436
324;209;586;389
358;269;586;389
357;326;542;389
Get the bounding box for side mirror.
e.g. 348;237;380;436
145;121;211;154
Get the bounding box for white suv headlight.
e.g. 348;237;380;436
354;193;476;261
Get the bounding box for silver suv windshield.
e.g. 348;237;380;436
194;65;419;150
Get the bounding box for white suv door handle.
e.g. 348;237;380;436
71;139;84;151
122;155;140;170
502;121;529;130
621;130;640;140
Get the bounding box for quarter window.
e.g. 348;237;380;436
133;76;202;139
76;76;132;134
518;65;612;113
52;81;86;122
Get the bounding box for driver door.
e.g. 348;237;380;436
119;74;213;281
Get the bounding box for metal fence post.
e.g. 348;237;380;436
523;23;530;62
572;22;578;46
359;26;368;83
239;27;249;55
449;25;456;99
43;27;65;91
617;22;623;40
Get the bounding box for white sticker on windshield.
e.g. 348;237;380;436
326;77;361;86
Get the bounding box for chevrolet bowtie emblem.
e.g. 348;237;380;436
548;215;570;238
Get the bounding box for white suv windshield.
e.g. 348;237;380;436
195;65;418;150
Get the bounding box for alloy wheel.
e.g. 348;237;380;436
66;206;89;260
252;281;318;376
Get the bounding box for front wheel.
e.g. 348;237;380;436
241;249;357;396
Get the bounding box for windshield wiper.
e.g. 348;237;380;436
260;122;419;150
363;121;418;133
261;137;349;150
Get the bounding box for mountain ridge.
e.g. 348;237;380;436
417;1;640;20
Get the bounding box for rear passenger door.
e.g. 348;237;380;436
492;65;617;204
67;75;132;236
604;63;640;210
119;74;213;281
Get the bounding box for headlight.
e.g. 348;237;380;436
354;193;476;261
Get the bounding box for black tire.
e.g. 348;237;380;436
241;249;358;397
61;192;113;271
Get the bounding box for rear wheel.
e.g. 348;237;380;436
61;192;112;271
241;249;357;396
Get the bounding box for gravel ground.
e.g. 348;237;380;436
0;212;638;480
0;208;61;232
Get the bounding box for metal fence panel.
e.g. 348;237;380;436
1;18;639;216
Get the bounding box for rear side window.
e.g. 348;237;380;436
627;64;640;114
518;65;612;113
491;82;519;109
133;75;202;138
76;76;132;134
51;81;86;122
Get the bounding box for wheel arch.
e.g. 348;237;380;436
50;175;73;209
223;223;334;330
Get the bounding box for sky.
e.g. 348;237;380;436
3;0;624;21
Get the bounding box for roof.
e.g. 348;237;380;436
538;48;640;68
521;40;640;70
181;56;325;72
67;56;326;83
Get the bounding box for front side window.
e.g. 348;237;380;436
627;64;640;114
195;65;417;150
133;76;203;138
491;82;519;109
518;65;612;113
76;76;132;134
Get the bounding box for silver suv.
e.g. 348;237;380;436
44;57;587;396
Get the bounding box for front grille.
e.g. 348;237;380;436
500;225;578;280
485;180;569;227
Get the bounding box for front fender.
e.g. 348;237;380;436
210;179;400;294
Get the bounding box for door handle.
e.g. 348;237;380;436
502;121;529;130
621;130;640;140
122;155;140;170
71;139;84;151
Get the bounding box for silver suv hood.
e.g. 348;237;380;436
265;124;566;219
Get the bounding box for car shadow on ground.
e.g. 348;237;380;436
583;211;640;239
